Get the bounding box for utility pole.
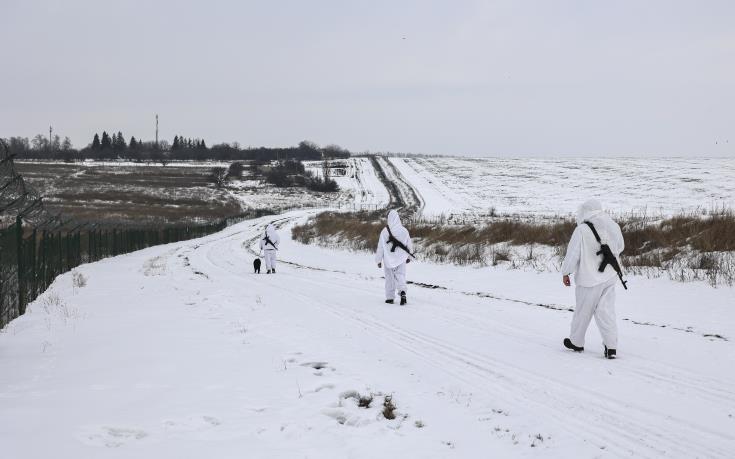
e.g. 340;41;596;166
155;114;159;148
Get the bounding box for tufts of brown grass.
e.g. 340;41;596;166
293;208;735;285
293;211;576;247
16;161;246;226
382;395;397;420
291;210;385;252
623;210;735;255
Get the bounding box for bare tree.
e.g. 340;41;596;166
31;134;48;151
210;167;228;188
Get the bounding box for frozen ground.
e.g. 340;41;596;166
16;158;392;223
1;211;733;458
303;157;390;209
392;157;735;218
227;158;390;213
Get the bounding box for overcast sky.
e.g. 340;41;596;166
1;0;733;156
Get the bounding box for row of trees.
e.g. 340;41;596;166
172;136;207;151
2;135;75;160
91;131;133;152
2;131;351;163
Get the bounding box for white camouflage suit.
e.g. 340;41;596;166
561;200;625;349
375;210;413;301
259;223;281;273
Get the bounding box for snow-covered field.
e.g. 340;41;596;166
2;211;734;458
391;157;735;218
226;158;391;213
303;157;390;209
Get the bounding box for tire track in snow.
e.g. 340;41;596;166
186;216;735;458
267;270;733;458
370;156;423;213
241;214;735;413
244;214;730;343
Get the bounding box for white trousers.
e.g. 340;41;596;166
384;263;407;300
264;250;277;271
570;277;618;349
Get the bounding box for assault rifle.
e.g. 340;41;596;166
583;221;628;290
386;225;415;259
263;233;278;250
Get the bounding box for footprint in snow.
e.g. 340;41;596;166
78;426;148;448
312;383;335;393
161;415;221;433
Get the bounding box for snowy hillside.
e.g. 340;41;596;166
392;157;735;218
303;157;391;209
2;211;733;458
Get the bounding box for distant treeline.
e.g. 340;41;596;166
2;131;351;162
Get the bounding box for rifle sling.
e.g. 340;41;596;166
583;221;602;243
386;225;414;258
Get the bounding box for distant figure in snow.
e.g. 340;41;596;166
375;210;414;305
561;199;625;359
253;257;261;274
259;223;280;274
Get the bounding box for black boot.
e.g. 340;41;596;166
400;291;407;305
385;299;394;304
604;346;617;359
563;338;584;352
272;268;276;274
267;270;271;274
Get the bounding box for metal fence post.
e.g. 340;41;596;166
16;216;25;316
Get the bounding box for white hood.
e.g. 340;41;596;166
576;199;603;225
387;210;403;232
265;223;277;240
575;199;623;252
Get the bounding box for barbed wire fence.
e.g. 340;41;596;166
0;140;228;329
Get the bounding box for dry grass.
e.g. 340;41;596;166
622;211;735;255
292;210;575;266
293;209;735;285
291;210;385;252
382;395;397;420
16;162;244;225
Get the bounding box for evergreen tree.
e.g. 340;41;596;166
101;131;112;149
129;136;137;150
172;135;180;150
116;131;126;150
92;133;101;151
